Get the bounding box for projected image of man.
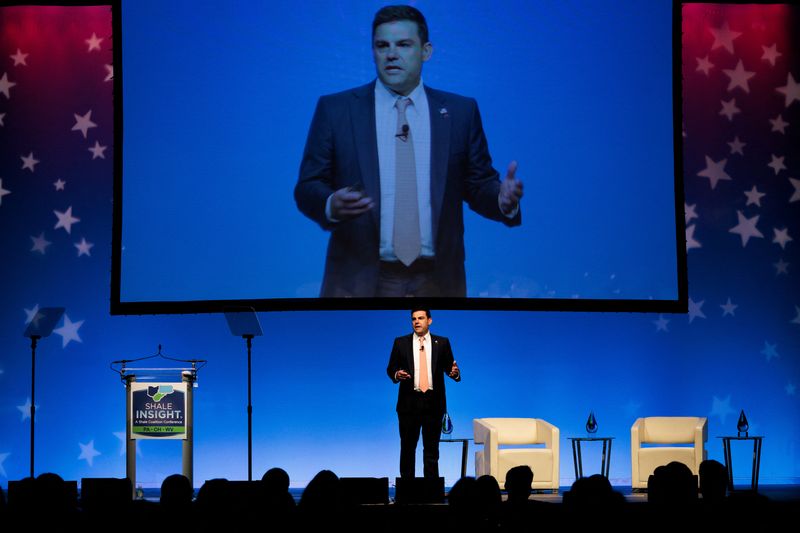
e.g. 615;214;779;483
295;5;523;297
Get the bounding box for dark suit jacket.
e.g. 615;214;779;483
295;81;521;297
386;333;460;416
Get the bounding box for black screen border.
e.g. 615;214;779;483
109;0;689;315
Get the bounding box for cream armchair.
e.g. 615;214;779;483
473;418;560;492
630;416;707;490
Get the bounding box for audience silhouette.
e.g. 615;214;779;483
0;464;794;531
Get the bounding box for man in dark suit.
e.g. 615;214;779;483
387;308;460;478
295;5;523;297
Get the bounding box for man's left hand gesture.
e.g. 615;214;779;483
449;360;460;379
499;160;524;215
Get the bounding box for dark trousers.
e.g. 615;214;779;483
398;391;442;478
377;259;440;297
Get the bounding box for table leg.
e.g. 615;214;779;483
571;440;579;479
723;438;734;492
461;440;468;479
603;439;612;478
752;438;762;491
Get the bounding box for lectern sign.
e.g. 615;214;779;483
130;382;187;439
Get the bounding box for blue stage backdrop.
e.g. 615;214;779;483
0;2;798;489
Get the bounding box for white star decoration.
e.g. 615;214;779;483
10;48;28;66
684;203;698;224
727;136;746;155
0;179;10;206
723;60;755;93
761;43;781;66
72;110;97;138
0;452;9;478
688;297;706;323
30;232;52;254
761;341;779;362
729;210;763;247
775;73;800;108
720;298;738;317
88;140;107;159
719;98;741;121
85;33;103;52
21;152;39;172
653;315;669;332
24;304;40;324
54;314;84;348
17;397;38;421
0;72;16;98
697;156;731;189
78;440;101;467
772;228;792;249
113;432;142;457
75;238;94;257
744;186;765;206
696;55;713;76
769;114;789;134
767;154;786;175
709;21;741;54
790;178;800;203
686;224;701;251
54;179;66;191
0;112;5;126
54;206;80;234
774;259;789;275
104;64;113;82
709;395;735;425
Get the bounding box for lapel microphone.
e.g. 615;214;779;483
396;124;409;141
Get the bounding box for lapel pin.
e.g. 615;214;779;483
439;107;448;118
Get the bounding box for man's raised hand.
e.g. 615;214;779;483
499;160;524;214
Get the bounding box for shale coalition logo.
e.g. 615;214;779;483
131;383;186;438
147;385;174;402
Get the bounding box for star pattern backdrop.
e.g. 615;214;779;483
0;3;798;489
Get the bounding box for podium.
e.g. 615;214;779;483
113;348;204;496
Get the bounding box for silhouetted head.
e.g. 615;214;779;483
699;459;727;502
262;467;290;493
299;470;340;512
505;465;533;503
195;478;231;515
448;476;479;518
160;474;193;509
648;461;697;506
35;473;72;514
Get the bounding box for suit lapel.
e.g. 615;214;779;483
431;334;439;377
350;82;380;229
406;334;416;377
426;87;450;248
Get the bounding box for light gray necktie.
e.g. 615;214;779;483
393;97;421;266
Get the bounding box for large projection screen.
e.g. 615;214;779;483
112;0;686;313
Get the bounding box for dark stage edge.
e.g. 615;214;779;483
133;484;800;504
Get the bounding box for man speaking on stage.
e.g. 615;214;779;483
295;4;523;298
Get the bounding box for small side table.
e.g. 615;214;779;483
718;435;764;491
568;437;614;479
441;438;472;479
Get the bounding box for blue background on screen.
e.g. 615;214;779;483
120;0;678;302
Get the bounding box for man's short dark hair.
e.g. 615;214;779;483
411;308;431;319
372;5;429;44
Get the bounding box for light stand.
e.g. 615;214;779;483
23;307;65;478
224;307;263;481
